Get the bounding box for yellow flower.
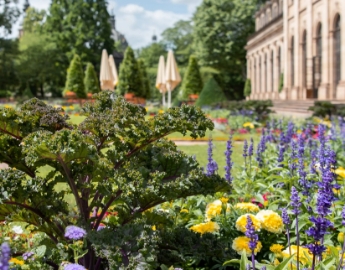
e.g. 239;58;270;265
205;199;230;221
243;122;254;129
180;209;189;213
274;259;280;265
190;221;220;235
206;200;222;220
234;202;260;212
270;244;284;254
69;105;74;109
282;245;310;264
235;214;261;233
256;210;284;233
220;197;229;204
336;167;345;178
158;110;164;114
9;258;24;265
232;236;262;256
152;225;156;231
333;188;340;195
338;232;344;243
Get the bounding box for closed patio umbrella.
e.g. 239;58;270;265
165;50;181;108
155;55;166;107
99;49;114;90
108;54;119;88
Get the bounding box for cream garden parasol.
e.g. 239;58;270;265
165;50;181;108
99;49;114;90
155;55;167;107
108;54;119;88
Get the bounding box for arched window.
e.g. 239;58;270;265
302;31;307;87
254;58;256;93
291;36;295;86
334;15;341;85
316;24;322;80
271;50;274;92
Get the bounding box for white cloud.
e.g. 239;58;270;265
170;0;202;13
116;4;190;49
8;1;200;49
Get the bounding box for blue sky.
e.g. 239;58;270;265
11;0;202;48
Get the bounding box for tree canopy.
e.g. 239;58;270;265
193;0;262;99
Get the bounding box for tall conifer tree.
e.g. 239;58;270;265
181;55;203;99
117;47;143;97
84;62;100;94
64;54;86;98
137;59;151;99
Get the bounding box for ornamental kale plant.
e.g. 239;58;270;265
0;91;229;269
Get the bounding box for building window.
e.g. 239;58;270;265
291;36;295;86
271;50;274;92
302;31;307;87
254;59;256;93
334;15;341;85
316;24;322;80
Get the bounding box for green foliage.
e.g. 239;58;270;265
181;55;203;99
17;31;62;97
137;59;151;99
308;101;336;119
137;42;167;68
0;0;20;35
22;7;46;33
0;92;229;268
195;77;227;106
64;54;86;98
0;38;19;92
117;46;143;97
279;73;284;93
193;0;260;99
44;0;114;90
244;79;251;97
84;62;100;94
161;20;194;66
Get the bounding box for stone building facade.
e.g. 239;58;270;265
246;0;344;100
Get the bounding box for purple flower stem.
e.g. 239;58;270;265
251;252;255;270
296;217;300;270
337;240;345;270
311;245;317;270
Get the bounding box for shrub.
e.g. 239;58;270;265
137;59;151;99
195;77;227;106
244;79;251;97
308;101;336;118
84;62;100;94
0;92;229;269
278;73;284;93
117;47;143;97
181;55;203;99
64;54;86;98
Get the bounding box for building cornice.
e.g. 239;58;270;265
246;15;283;51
